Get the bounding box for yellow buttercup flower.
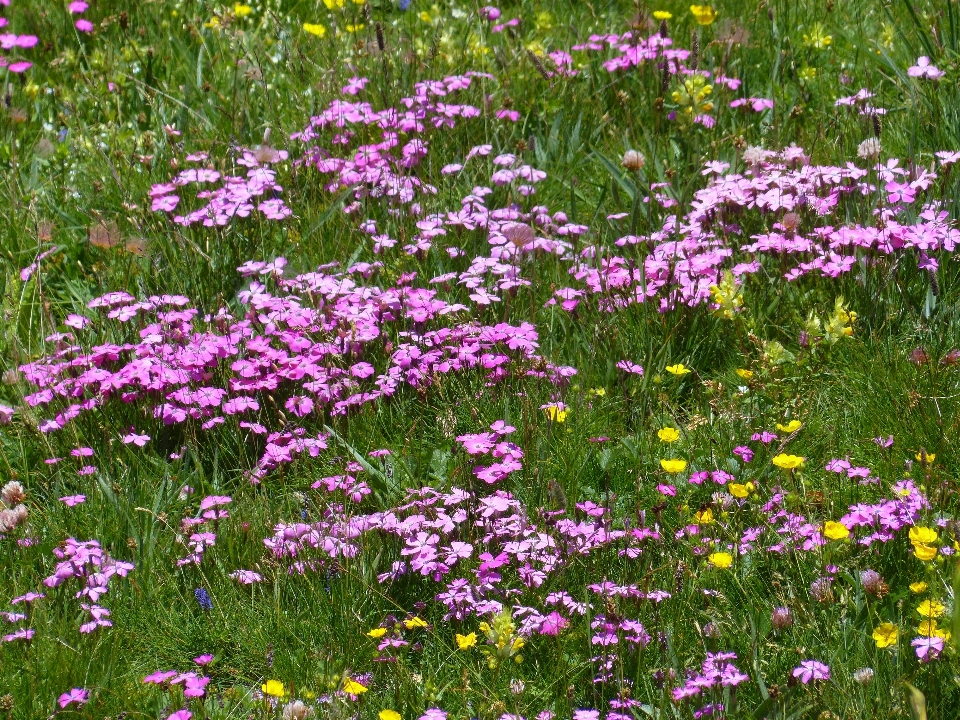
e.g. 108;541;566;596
689;5;717;25
660;459;687;473
262;680;285;697
323;0;346;8
404;616;428;629
916;620;951;640
771;454;804;470
345;23;365;32
657;427;681;443
916;600;945;618
872;622;898;648
708;552;733;568
234;4;252;16
456;632;477;650
823;521;849;541
544;405;569;423
729;482;754;498
913;544;937;561
342;678;368;695
694;508;714;525
366;627;387;638
909;526;938;546
666;363;691;376
653;11;673;20
735;368;754;379
910;581;928;593
303;23;327;37
204;16;221;29
380;711;402;720
776;420;802;433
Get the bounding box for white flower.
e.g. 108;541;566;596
857;137;881;159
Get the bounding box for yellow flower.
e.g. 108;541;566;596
456;632;477;650
660;459;687;473
657;427;681;443
916;620;951;640
345;23;365;32
262;680;285;697
735;368;754;379
823;521;850;541
916;600;945;618
404;616;428;629
366;627;387;638
203;16;221;28
234;3;252;16
588;387;606;397
802;23;832;50
709;552;733;568
323;0;346;8
666;363;691;376
798;67;817;81
544;405;569;423
910;581;928;593
771;454;804;470
909;526;938;546
872;622;898;648
653;11;673;20
729;482;753;499
671;74;714;116
419;11;432;22
380;711;402;720
913;544;937;562
303;23;327;37
694;508;714;525
709;270;743;319
914;451;935;464
776;420;802;433
342;678;368;695
689;5;717;25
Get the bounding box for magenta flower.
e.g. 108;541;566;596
58;688;89;708
60;495;86;507
75;19;94;32
792;660;830;684
169;711;193;720
193;654;213;665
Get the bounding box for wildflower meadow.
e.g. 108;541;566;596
2;0;960;718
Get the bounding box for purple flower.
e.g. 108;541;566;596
912;636;944;662
58;688;89;708
792;660;830;684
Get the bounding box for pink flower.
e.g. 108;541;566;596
69;1;89;11
75;19;94;32
58;688;89;708
907;56;944;79
169;711;193;720
122;432;150;447
791;660;830;684
229;569;263;584
60;495;86;507
193;654;214;665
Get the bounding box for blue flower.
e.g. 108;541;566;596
195;587;213;610
399;0;412;10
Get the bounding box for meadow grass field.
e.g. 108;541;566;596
1;0;960;718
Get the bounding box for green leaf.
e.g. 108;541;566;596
904;682;928;720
